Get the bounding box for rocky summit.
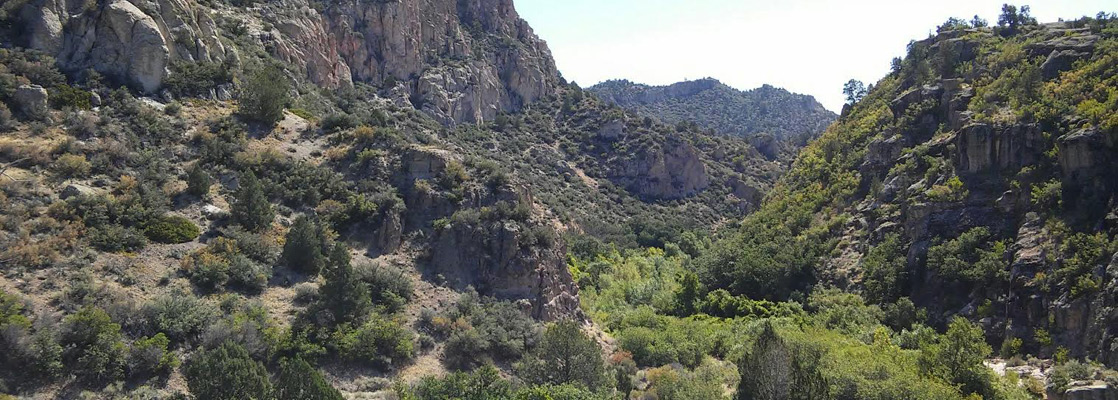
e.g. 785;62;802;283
1;1;1118;399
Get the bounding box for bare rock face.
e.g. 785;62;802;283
954;123;1045;174
19;0;227;93
266;0;558;125
1048;381;1118;400
610;139;709;200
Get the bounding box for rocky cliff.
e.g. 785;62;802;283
14;0;559;124
699;19;1118;370
589;78;836;144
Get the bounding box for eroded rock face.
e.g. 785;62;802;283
609;139;709;200
954;123;1045;174
266;0;558;125
20;0;226;93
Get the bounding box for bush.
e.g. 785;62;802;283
335;312;414;369
128;333;177;378
60;307;127;384
316;243;370;326
185;342;273;400
443;329;488;371
164;61;234;98
186;164;212;196
141;293;218;344
183;237;271;292
238;65;289;125
50;84;92;110
52;153;91;181
144;215;200;243
356;262;413;312
275;357;344;400
89;224;148;252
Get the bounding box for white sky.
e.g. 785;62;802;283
515;0;1114;111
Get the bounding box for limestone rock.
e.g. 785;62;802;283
1043;49;1090;79
202;204;227;219
597;119;625;141
1058;128;1106;177
954;123;1044;174
13;85;49;118
1049;381;1118;400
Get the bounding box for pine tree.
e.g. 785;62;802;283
238;65;290;125
275;357;344;400
318;243;370;326
232;170;273;231
282;215;327;275
515;321;607;390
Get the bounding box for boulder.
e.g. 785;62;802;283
610;139;709;200
1043;50;1090;79
1049;381;1118;400
60;183;98;199
1057;128;1107;177
402;146;459;182
14;85;49;118
201;204;228;219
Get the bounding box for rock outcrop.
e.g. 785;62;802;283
19;0;227;93
13;84;49;117
608;138;709;200
264;0;558;125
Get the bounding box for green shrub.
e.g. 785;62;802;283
335;312;414;369
238;65;289;125
183;237;271;292
185;342;273;400
50;84;92;110
186;164;212;196
60;307;127;384
128;333;177;378
144;215;200;244
164;61;234;98
275;357;343;400
356;262;413;312
141;293;218;344
52;153;91;181
89;224;148;252
316;243;370;326
443;329;488;371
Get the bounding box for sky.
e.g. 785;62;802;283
515;0;1114;112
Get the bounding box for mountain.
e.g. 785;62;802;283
589;78;837;145
699;16;1118;385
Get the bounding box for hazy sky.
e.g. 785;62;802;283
515;0;1113;111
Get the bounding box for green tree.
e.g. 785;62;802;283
233;170;273;232
185;342;273;400
60;307;127;385
275;357;344;400
282;215;327;275
862;234;908;304
997;4;1036;35
737;323;828;400
238;65;290;125
516;321;607;391
673;272;703;316
843;79;867;104
186;164;213;197
919;317;992;395
318;243;371;326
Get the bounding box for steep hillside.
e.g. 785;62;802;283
589;78;836;148
700;13;1118;382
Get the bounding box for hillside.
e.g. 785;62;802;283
589;78;836;148
2;0;1117;399
696;13;1118;398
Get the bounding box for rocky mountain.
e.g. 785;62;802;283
14;0;558;125
589;78;836;147
699;16;1118;381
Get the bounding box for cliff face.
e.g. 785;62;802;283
16;0;559;124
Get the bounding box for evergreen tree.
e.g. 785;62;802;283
737;323;827;400
673;272;703;316
282;215;327;275
186;164;212;197
60;307;127;385
233;170;273;231
185;342;273;400
239;65;290;125
275;357;344;400
516;321;607;391
318;243;370;326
